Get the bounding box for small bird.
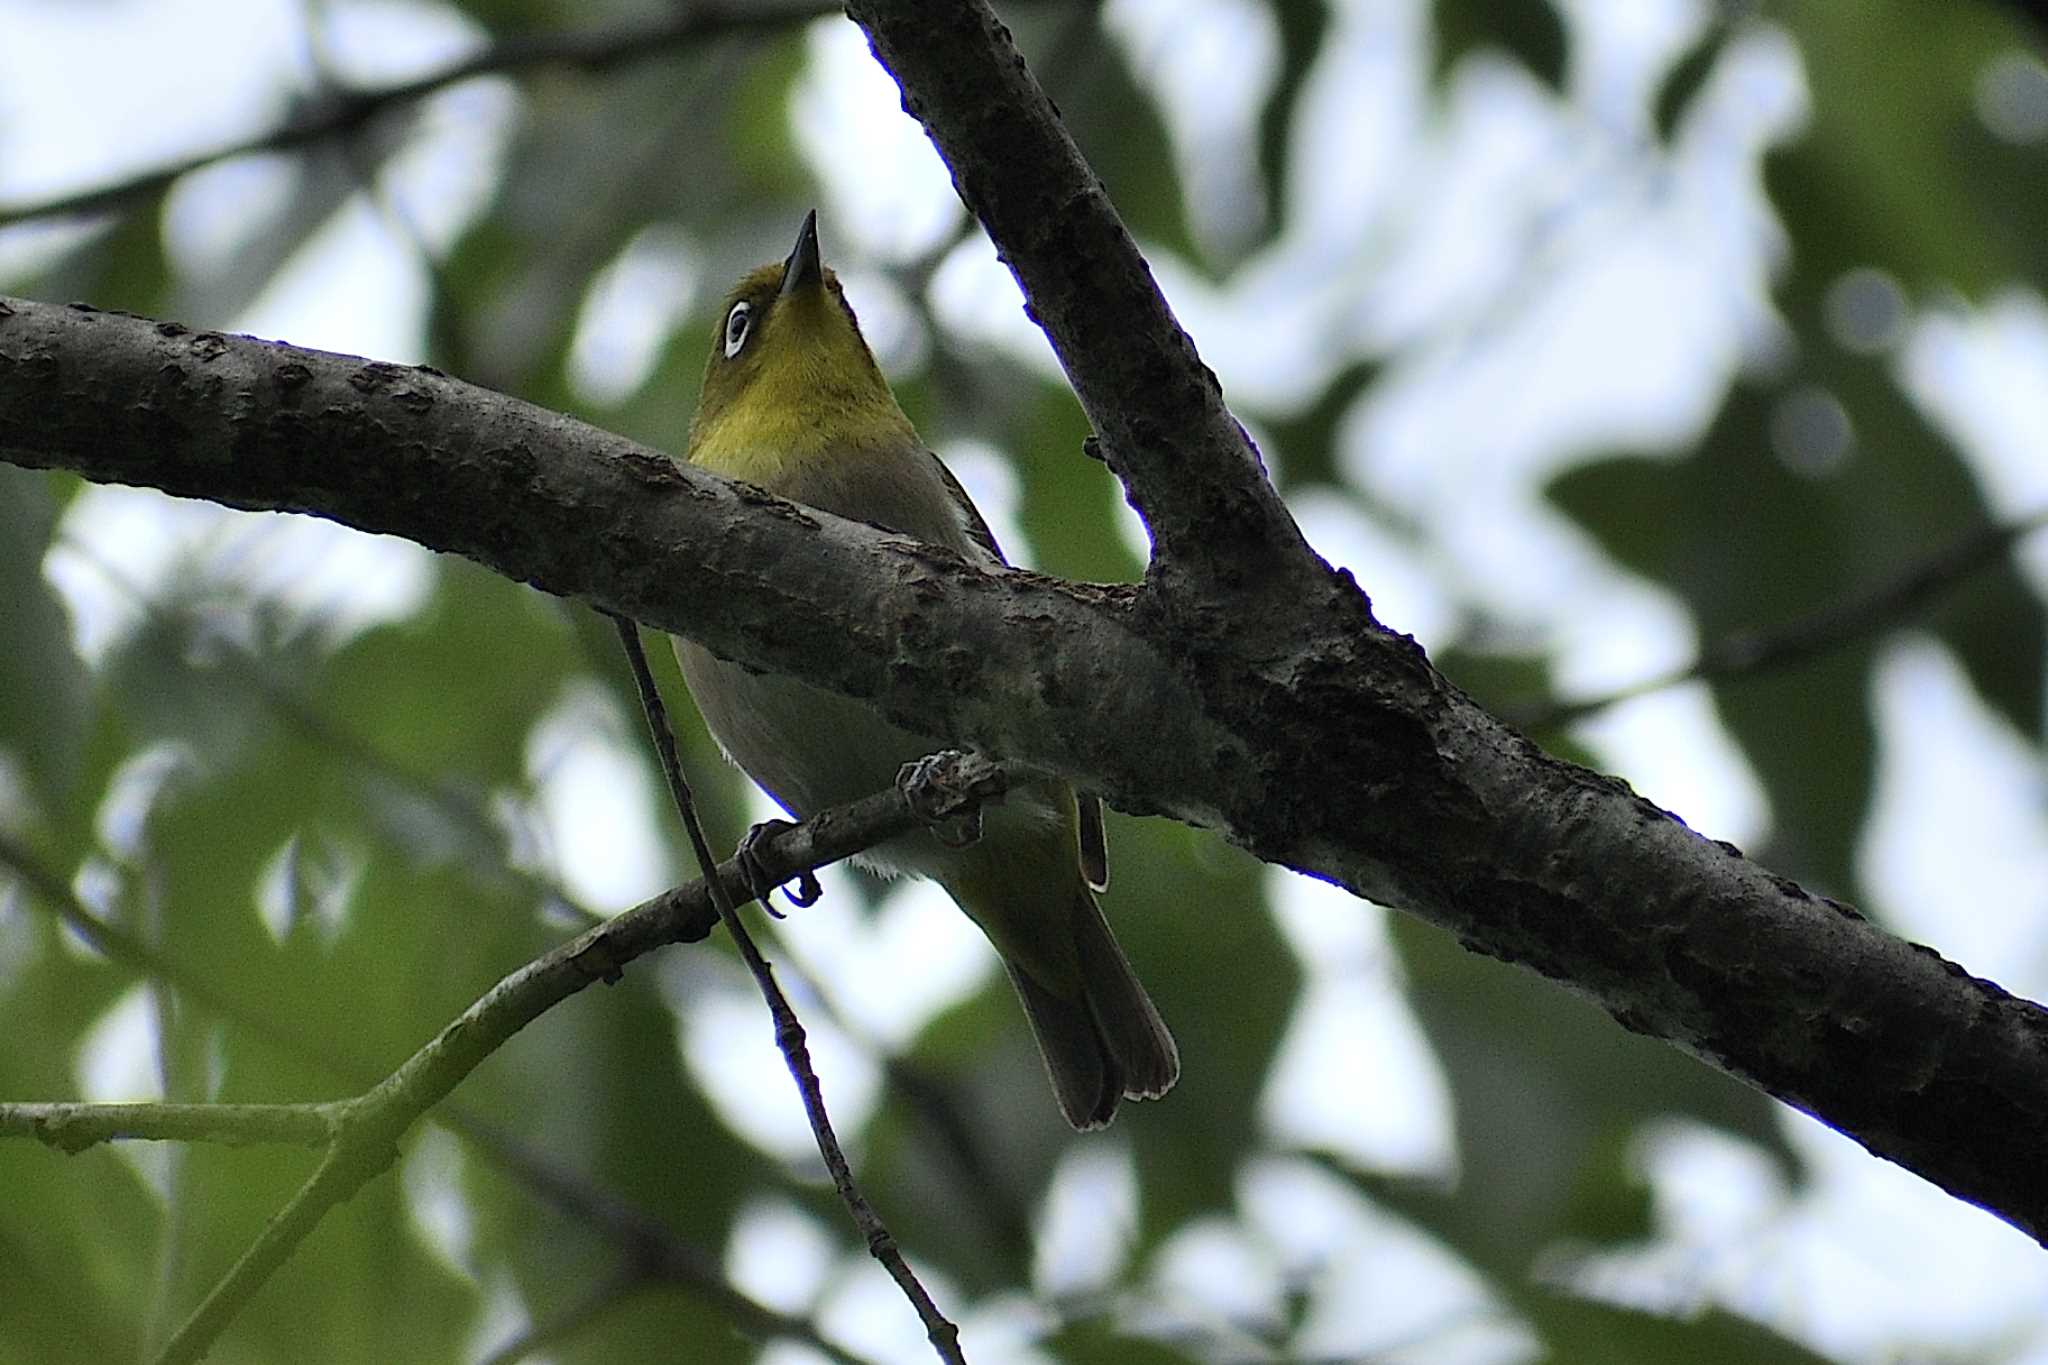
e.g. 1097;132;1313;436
673;212;1178;1128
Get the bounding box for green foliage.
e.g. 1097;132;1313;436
0;469;90;817
2;0;2045;1361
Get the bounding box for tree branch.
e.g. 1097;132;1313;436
0;763;1003;1363
7;291;2048;1243
0;1101;335;1152
844;0;1312;595
0;840;861;1362
612;617;965;1364
0;296;1223;826
0;3;833;229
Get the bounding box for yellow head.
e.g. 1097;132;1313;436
686;212;916;484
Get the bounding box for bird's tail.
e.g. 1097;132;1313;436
1005;884;1179;1129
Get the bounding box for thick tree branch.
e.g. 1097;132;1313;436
844;0;1312;595
0;297;1227;825
6;292;2048;1243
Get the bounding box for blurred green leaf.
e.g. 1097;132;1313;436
1124;826;1292;1244
1385;912;1795;1270
1265;360;1381;492
0;468;91;818
1045;1314;1206;1364
1549;335;2045;893
1775;1;2048;295
1009;382;1145;583
321;559;581;787
1524;1296;1839;1365
1433;0;1567;90
21;204;174;315
1653;19;1729;144
0;1145;154;1364
433;45;797;392
157;1143;476;1365
469;973;771;1364
1257;0;1332;233
1431;644;1553;723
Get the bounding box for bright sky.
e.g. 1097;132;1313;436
8;0;2048;1361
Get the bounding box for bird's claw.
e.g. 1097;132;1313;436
898;751;1007;849
735;820;820;914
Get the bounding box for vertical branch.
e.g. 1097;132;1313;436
606;614;966;1365
845;0;1311;592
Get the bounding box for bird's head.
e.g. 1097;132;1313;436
686;211;907;475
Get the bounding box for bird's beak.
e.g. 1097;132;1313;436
780;210;823;298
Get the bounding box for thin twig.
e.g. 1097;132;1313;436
155;1127;395;1365
144;762;959;1364
33;541;1015;1320
0;3;833;228
0;765;989;1363
606;613;968;1365
0;1101;336;1152
764;934;1036;1270
1510;508;2048;730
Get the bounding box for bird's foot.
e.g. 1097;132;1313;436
898;750;1008;849
735;819;820;915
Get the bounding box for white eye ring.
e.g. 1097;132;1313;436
723;301;753;358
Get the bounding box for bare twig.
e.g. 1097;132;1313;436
146;755;967;1364
155;1124;394;1365
607;614;968;1365
1511;509;2048;730
43;538;1022;1309
0;761;991;1363
0;3;833;228
847;0;1311;592
0;1100;335;1152
764;935;1036;1270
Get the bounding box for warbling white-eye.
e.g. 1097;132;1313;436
673;213;1178;1128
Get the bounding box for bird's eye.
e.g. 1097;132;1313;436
723;301;753;358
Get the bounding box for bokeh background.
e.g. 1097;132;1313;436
4;0;2048;1361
